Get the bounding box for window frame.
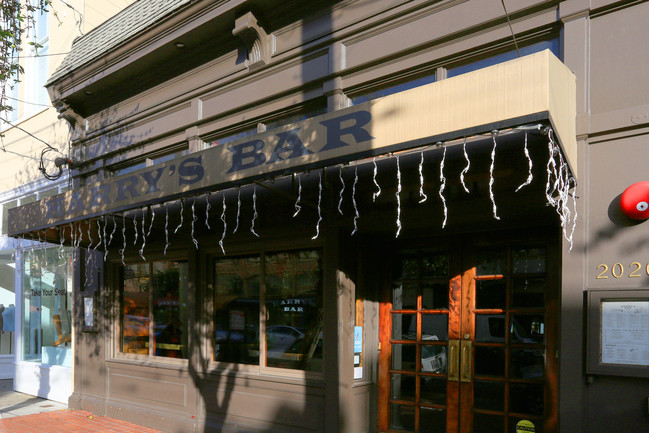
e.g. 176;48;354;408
204;241;326;380
113;249;190;366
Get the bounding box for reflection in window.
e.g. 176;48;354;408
121;260;189;359
213;249;323;372
352;74;436;105
214;256;260;365
447;39;559;78
22;247;72;366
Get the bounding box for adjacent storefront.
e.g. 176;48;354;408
14;246;73;403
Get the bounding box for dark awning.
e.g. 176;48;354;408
9;50;576;238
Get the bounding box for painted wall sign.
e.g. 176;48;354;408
8;50;576;235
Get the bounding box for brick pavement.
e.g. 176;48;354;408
0;410;165;433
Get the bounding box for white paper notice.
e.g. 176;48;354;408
601;301;649;366
84;297;94;328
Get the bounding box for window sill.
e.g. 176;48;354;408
108;354;189;371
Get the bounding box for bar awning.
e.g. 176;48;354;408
8;50;576;237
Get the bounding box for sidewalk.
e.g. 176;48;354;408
0;380;164;433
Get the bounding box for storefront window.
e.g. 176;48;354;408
121;260;189;359
0;249;15;355
213;249;323;372
21;247;73;367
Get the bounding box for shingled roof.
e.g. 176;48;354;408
47;0;193;84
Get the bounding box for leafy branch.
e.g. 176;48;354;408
0;0;58;120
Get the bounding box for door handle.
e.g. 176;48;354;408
448;340;460;381
460;340;472;382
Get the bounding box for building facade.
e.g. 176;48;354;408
0;0;133;402
6;0;649;432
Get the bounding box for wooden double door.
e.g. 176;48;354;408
378;234;558;433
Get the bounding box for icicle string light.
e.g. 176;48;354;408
139;209;147;261
105;216;115;262
219;193;227;254
205;192;212;230
395;155;402;238
85;220;93;288
251;184;259;237
120;214;126;265
543;127;578;250
58;225;65;262
338;164;345;215
147;206;155;238
293;174;302;217
418;149;428;203
69;224;75;262
164;204;170;256
311;170;322;240
95;218;103;252
372;157;381;202
133;214;139;245
516;132;533;192
568;180;578;251
439;145;448;228
174;198;185;234
351;162;359;235
234;188;241;233
545;129;558;207
460;137;471;193
191;198;199;250
489;132;501;220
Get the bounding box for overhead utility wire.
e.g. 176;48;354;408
500;0;521;57
8;51;70;59
6;95;52;108
0;117;63;154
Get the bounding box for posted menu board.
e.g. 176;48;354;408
601;301;649;366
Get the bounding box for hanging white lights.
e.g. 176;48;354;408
489;131;501;221
460;137;471;193
439;144;448;228
133;214;139;246
395;155;402;238
139;209;148;261
251;184;259;237
418;149;428;203
163;204;170;255
234;187;241;233
338;164;345;215
120;213;126;265
293;173;302;217
191;198;199;250
372;157;381;202
351;162;359;235
32;122;581;263
174;198;185;234
311;170;322;240
516;132;533;192
219;193;227;254
204;192;212;230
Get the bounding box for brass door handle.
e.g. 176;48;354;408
460;340;472;382
448;340;460;381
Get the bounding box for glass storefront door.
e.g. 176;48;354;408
21;246;73;367
379;234;558;433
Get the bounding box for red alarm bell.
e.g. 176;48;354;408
619;181;649;220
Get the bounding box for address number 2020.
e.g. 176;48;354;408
596;262;649;279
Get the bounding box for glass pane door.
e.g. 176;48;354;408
379;236;558;433
387;250;456;433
